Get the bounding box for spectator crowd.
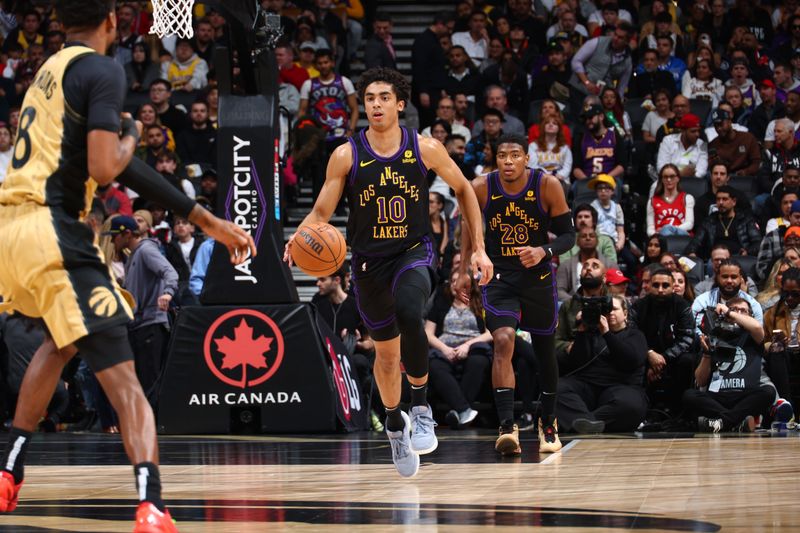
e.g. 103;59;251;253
1;0;800;435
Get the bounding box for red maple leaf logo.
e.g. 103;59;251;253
214;319;274;387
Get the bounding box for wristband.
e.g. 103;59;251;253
120;116;139;143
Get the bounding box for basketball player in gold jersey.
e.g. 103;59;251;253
285;67;493;477
460;134;574;456
0;1;255;531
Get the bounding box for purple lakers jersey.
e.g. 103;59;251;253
580;129;618;177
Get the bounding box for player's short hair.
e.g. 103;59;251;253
495;133;528;152
54;0;115;31
356;67;411;105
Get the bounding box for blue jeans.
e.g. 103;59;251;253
658;225;690;236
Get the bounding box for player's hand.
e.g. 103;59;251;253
470;249;493;286
517;246;546;268
157;293;172;311
205;216;257;265
120;113;144;139
283;232;297;266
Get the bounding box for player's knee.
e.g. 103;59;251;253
395;294;424;332
492;328;516;361
374;350;401;372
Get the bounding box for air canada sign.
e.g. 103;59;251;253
189;309;301;407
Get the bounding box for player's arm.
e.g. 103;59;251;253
420;136;493;285
117;158;255;265
283;142;351;265
87;120;140;186
457;175;487;296
518;173;575;268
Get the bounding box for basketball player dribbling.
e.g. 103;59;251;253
460;134;575;456
285;67;493;477
0;2;255;531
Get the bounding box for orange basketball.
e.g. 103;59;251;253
291;223;347;276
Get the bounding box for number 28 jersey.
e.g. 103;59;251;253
484;168;550;273
346;127;432;256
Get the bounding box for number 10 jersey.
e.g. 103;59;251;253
346;127;432;257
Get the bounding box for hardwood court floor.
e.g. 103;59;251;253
0;430;798;531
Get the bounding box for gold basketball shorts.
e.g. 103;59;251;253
0;205;133;349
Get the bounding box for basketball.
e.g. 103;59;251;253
291;223;347;276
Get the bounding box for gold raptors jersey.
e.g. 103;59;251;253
0;45;96;218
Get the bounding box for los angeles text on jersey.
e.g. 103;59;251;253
358;165;420;239
488;200;540;257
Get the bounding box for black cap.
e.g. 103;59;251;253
580;103;604;119
548;39;564;53
711;108;731;123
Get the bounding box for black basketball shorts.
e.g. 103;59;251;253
350;237;437;341
482;265;558;335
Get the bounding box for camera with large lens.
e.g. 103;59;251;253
702;307;743;363
578;295;613;331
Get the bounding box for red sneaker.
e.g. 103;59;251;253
133;502;178;532
0;471;22;512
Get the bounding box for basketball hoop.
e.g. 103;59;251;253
150;0;196;39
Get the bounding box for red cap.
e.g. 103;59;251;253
605;268;630;285
760;79;776;90
785;226;800;242
676;113;701;129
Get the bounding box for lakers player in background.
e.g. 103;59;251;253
0;1;255;530
460;134;575;456
285;67;493;477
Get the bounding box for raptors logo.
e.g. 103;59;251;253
88;287;118;318
203;309;285;389
313;96;347;138
718;347;747;374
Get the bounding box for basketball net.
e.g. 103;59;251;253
150;0;195;39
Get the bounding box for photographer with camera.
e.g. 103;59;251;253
555;258;609;359
683;298;774;433
629;268;696;413
556;295;648;433
691;259;764;340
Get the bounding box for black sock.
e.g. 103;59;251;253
2;427;32;484
494;388;515;428
134;462;165;512
540;391;557;426
410;383;428;407
385;405;405;432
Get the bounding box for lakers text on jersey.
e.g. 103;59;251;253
346;127;432;256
